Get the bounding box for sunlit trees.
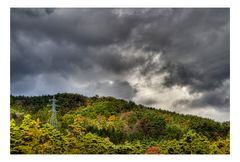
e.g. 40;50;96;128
114;141;145;154
160;130;212;154
68;133;115;154
209;138;230;154
10;93;230;154
11;115;68;154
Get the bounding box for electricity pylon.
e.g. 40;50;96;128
50;95;58;129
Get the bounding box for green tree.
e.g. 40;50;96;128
67;133;115;154
209;138;230;154
11;115;68;154
164;125;183;140
160;130;210;154
140;112;166;138
114;141;144;154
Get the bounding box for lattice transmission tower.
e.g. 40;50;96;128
50;95;58;129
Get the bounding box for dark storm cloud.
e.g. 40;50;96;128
173;79;230;111
11;34;91;82
132;8;230;94
11;9;138;47
89;80;137;100
173;96;229;111
11;8;230;119
161;62;203;90
160;59;230;93
191;93;229;110
92;46;147;74
11;8;55;17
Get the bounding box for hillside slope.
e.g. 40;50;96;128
10;93;230;154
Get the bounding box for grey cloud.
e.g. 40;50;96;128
11;8;230;120
160;59;229;93
132;9;230;94
92;46;147;74
173;80;230;111
161;62;202;90
140;98;159;106
11;9;137;47
11;8;55;17
191;94;229;111
11;34;92;82
89;80;137;100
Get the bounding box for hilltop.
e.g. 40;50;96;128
10;93;230;154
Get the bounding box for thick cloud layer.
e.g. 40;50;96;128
11;8;230;121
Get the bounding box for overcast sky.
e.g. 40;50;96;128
11;8;230;121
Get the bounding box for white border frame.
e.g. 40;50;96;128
1;0;239;162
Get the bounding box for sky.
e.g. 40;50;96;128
10;8;230;121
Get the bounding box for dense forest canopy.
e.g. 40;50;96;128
10;93;230;154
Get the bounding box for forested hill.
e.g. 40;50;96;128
10;93;230;154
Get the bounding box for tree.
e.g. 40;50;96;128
209;138;230;154
67;133;115;154
140;112;166;138
11;93;230;154
145;146;161;154
160;130;211;154
189;118;224;140
164;125;183;140
11;115;68;154
114;141;144;154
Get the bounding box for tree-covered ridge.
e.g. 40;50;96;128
10;93;230;154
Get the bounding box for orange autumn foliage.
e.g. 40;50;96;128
145;146;160;154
